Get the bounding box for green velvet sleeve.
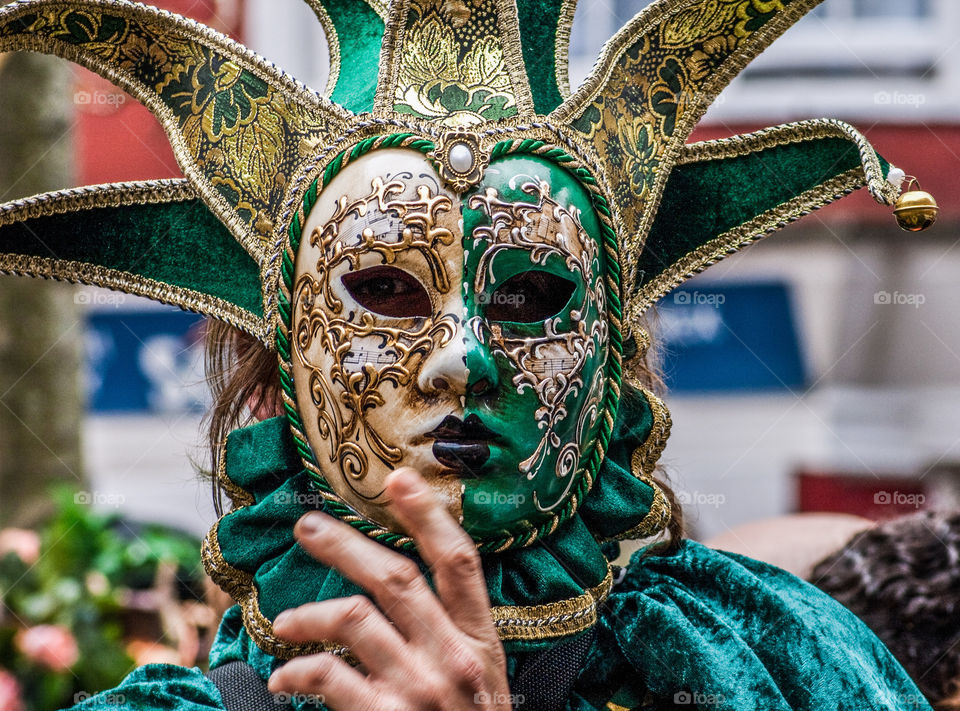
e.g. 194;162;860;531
62;664;225;711
569;541;933;711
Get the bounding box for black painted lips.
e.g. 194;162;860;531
427;414;499;474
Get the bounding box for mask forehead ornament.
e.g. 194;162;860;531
0;0;928;554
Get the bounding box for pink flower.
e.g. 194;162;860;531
16;625;79;671
0;668;24;711
0;528;40;566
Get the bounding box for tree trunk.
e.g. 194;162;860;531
0;51;85;527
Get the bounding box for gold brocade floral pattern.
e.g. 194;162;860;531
392;0;519;125
0;3;344;252
561;0;801;290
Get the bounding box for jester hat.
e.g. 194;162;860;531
0;0;921;658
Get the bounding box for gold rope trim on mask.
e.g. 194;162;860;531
0;179;196;226
374;0;412;116
0;254;264;339
302;0;342;97
493;0;536;119
632;166;865;315
215;439;255;509
554;0;578;99
364;0;390;21
608;477;670;543
632;388;671;478
492;567;613;641
276;120;624;554
679;119;900;206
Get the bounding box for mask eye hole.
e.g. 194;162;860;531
341;266;432;318
485;270;576;323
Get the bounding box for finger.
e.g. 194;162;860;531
294;511;458;644
268;652;379;711
385;468;496;641
273;596;407;671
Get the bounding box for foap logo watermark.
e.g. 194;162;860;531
273;491;326;507
75;291;127;308
874;291;925;309
887;691;929;709
476;291;525;307
74;692;126;705
74;491;125;508
473;491;525;508
874;491;925;509
474;691;524;706
673;691;726;706
74;89;127;108
676;490;726;508
272;691;324;706
874;91;926;108
674;291;725;308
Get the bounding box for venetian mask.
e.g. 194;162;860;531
291;146;611;540
0;0;908;554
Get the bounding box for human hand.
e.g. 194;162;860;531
267;467;513;710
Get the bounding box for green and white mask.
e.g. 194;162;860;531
291;148;611;539
0;0;907;554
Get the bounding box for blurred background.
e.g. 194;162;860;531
0;0;958;705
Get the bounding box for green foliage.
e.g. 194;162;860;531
0;488;204;710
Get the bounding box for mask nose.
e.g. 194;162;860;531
417;319;469;394
417;318;499;397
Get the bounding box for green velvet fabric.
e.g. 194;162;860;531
323;0;385;113
639;137;886;295
64;664;224;710
568;544;931;711
65;544;932;711
59;390;931;710
0;198;262;317
516;0;565;114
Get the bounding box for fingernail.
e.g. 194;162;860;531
274;610;291;628
297;512;325;536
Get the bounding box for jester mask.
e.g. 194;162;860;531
0;0;915;656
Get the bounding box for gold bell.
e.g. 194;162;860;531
894;177;938;232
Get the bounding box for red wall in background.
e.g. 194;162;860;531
75;0;244;185
796;470;928;521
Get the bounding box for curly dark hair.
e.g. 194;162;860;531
810;510;960;710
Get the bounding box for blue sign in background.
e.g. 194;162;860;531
657;282;806;392
84;310;208;413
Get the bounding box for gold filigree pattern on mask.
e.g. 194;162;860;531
293;174;458;499
468;180;608;512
